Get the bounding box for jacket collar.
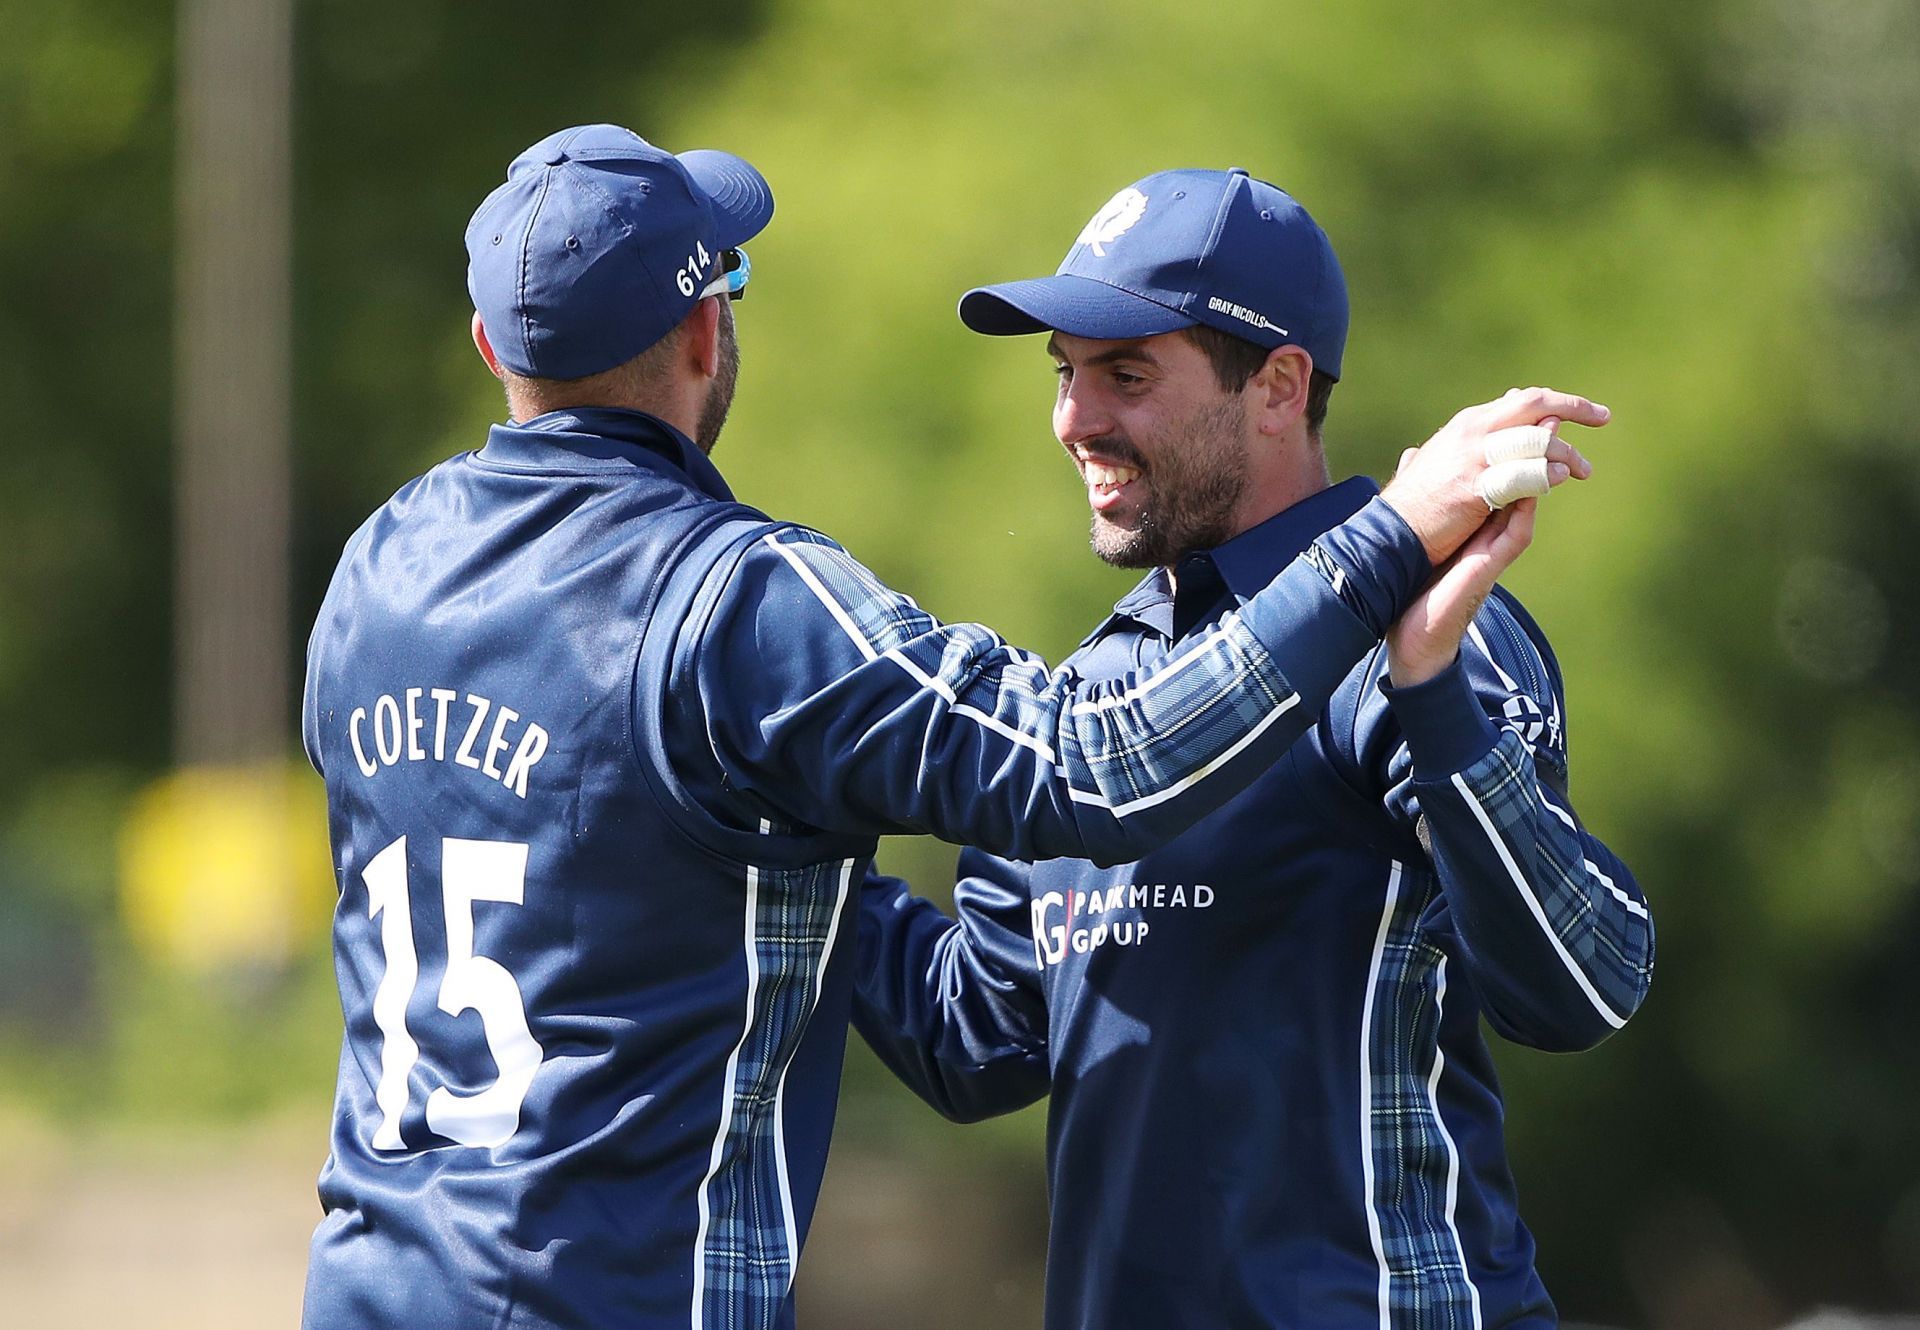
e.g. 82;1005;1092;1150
477;407;736;502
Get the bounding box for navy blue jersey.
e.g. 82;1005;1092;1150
855;476;1654;1329
300;411;1437;1329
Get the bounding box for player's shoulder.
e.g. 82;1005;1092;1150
1481;585;1558;665
381;448;487;516
1465;585;1570;769
717;519;841;566
312;467;447;628
336;451;517;577
724;521;907;612
685;518;926;670
345;454;454;537
1468;586;1564;699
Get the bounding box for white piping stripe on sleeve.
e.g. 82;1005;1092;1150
772;535;1062;765
1473;618;1567;761
772;855;855;1292
1068;616;1241;715
881;648;1060;765
1426;956;1485;1329
952;703;1057;764
689;855;764;1328
1471;614;1571;765
838;545;929;618
1464;621;1520;694
1594;871;1648;920
1066;690;1301;817
1535;787;1649;920
767;535;879;662
1537;789;1577;831
1358;860;1400;1330
1450;772;1628;1030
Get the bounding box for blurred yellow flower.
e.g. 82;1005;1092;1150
118;765;334;974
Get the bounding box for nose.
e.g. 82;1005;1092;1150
1054;377;1112;448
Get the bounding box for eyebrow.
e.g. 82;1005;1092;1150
1045;336;1163;368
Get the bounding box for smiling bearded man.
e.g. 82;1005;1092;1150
853;168;1654;1330
1057;330;1254;568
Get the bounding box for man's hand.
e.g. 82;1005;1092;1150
1379;387;1604;565
1387;498;1538;687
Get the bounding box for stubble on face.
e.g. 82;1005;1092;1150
1088;393;1250;569
694;300;741;455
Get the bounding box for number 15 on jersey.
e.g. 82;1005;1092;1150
361;835;545;1151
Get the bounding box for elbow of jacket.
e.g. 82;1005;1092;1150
1490;989;1645;1054
931;1096;1004;1126
1515;1016;1615;1055
928;1055;1050;1123
1076;819;1153;870
1038;826;1129;870
1489;927;1655;1053
917;1076;1040;1124
861;1056;1018;1124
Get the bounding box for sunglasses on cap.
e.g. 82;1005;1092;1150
698;247;750;301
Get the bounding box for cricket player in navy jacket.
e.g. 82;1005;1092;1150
300;126;1595;1329
855;170;1653;1329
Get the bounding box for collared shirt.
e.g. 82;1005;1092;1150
855;477;1654;1330
301;414;1444;1330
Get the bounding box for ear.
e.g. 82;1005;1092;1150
684;296;724;379
1251;344;1314;436
471;312;507;381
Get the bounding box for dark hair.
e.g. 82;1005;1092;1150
1181;324;1335;438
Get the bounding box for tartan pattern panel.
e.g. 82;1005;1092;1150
1462;732;1654;1021
1366;864;1481;1330
698;855;849;1329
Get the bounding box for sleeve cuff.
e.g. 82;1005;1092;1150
1307;497;1433;638
1380;652;1500;779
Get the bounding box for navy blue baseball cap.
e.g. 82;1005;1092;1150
465;124;774;380
959;168;1348;379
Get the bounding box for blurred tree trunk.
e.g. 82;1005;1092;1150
173;0;293;764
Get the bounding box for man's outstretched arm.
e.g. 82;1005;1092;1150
677;390;1604;867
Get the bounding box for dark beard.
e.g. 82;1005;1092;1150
1088;397;1248;569
694;302;740;455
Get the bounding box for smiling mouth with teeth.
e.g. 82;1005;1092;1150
1083;460;1144;495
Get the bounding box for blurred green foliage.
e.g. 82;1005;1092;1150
1;0;1917;1321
